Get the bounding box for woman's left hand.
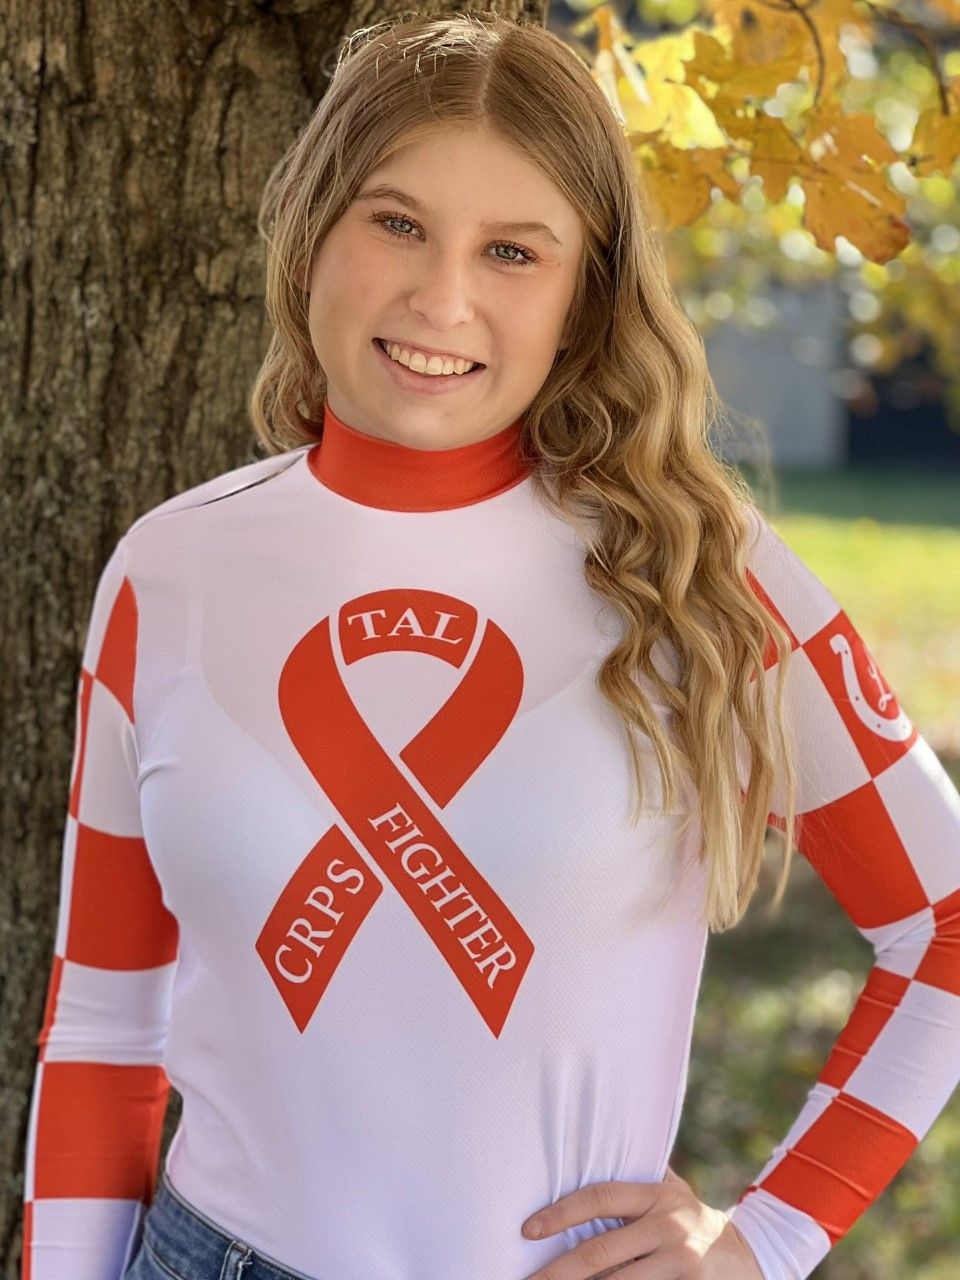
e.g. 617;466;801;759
520;1166;764;1279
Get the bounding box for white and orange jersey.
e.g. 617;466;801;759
22;401;960;1280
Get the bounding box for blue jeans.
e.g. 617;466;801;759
123;1166;320;1280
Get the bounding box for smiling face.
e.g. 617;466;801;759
305;123;584;451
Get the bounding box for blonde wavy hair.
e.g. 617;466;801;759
250;9;799;933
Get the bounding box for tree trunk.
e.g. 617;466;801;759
0;0;544;1271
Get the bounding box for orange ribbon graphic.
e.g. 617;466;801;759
257;589;534;1037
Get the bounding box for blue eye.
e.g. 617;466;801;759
370;211;538;269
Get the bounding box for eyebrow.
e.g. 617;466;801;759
354;184;563;247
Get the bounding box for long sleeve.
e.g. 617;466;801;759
22;536;179;1280
722;510;960;1279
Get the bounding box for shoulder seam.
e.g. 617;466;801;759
126;446;310;536
192;449;307;509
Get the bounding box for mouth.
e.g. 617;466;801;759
374;336;486;373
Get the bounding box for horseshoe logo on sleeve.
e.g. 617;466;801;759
256;589;533;1038
829;633;913;743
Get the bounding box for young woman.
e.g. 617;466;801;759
22;12;960;1280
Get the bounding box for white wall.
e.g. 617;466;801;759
703;279;847;470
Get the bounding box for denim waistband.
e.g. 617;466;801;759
142;1166;322;1280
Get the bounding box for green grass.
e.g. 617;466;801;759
759;464;960;530
675;466;960;1278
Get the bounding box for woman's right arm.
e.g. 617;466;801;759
22;536;179;1280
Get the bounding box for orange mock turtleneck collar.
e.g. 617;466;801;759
306;400;533;512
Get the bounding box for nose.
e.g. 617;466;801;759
404;255;478;329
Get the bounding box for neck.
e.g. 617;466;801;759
306;400;533;512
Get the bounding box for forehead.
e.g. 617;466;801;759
354;125;580;248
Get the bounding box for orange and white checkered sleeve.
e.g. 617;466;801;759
721;509;960;1279
21;536;179;1280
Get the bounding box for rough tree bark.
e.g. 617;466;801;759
0;0;546;1270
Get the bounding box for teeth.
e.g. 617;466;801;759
382;339;478;377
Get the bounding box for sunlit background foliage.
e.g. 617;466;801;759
558;0;960;425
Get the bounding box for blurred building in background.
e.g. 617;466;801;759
706;282;847;469
705;279;960;471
